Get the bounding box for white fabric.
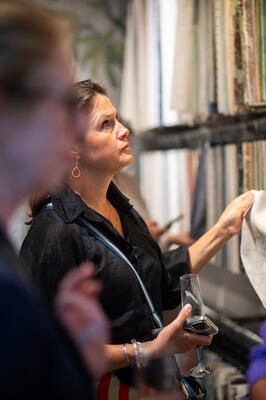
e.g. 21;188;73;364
120;0;161;133
171;0;215;120
139;149;195;233
224;145;240;273
241;190;266;307
171;0;195;118
159;0;179;126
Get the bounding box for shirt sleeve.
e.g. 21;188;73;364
19;211;82;306
160;246;191;310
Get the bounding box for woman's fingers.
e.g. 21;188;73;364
234;191;254;210
240;190;255;200
185;332;212;347
217;190;255;235
241;191;255;214
154;304;213;356
171;304;192;329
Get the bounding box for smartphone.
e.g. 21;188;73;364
163;214;184;230
183;316;219;336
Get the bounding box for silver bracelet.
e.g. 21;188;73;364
136;341;146;368
131;339;143;369
123;343;130;363
136;341;143;358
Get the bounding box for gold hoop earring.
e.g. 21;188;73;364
72;160;81;179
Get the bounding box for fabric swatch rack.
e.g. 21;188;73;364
171;0;266;121
138;114;266;274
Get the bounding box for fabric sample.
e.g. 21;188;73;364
190;144;207;240
241;190;266;307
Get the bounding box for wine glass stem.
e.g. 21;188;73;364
196;346;204;364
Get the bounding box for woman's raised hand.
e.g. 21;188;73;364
216;191;254;237
147;304;212;358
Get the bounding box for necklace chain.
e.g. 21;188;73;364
107;200;120;232
107;200;112;221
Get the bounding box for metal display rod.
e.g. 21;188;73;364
139;115;266;151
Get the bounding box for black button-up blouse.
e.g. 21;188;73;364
20;183;190;345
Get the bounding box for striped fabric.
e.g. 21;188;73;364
96;373;138;400
96;373;186;400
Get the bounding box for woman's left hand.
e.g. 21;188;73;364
217;191;254;236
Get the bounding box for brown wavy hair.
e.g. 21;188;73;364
28;79;107;223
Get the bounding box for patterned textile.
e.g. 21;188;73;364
96;373;138;400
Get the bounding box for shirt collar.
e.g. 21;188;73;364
51;182;133;223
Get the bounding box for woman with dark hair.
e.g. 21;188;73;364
20;78;254;395
0;1;108;397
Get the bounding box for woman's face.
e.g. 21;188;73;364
77;94;134;175
4;53;87;193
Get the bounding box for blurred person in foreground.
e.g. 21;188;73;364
20;79;254;398
0;1;108;398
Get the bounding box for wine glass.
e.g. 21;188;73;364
180;273;213;378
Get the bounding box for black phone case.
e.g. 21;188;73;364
183;317;219;336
